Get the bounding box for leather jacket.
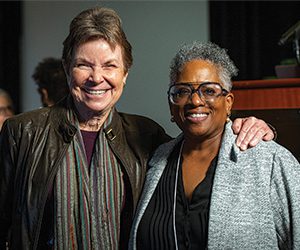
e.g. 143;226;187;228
0;97;171;250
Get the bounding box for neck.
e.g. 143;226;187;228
76;108;112;132
182;131;223;161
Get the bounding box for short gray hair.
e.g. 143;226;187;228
169;41;238;90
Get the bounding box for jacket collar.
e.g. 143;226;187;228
49;96;122;144
103;108;122;142
49;95;77;143
149;121;240;169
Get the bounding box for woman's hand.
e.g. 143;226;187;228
232;117;275;151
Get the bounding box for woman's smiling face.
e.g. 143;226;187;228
170;59;233;141
66;38;128;118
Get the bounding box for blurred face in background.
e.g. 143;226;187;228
0;95;14;131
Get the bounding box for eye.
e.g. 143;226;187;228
201;85;220;96
103;61;118;69
203;87;217;96
172;86;191;97
75;63;91;69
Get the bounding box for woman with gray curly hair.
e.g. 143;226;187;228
129;41;300;249
169;41;238;91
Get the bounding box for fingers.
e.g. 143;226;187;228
231;118;243;135
263;132;275;141
263;123;277;141
234;116;274;151
235;117;256;150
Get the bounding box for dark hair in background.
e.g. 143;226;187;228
32;57;69;104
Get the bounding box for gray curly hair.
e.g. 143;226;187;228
169;41;238;91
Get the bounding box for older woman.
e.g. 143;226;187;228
0;7;274;250
129;42;300;249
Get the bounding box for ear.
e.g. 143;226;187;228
123;71;129;85
225;92;234;115
168;99;176;121
40;88;53;107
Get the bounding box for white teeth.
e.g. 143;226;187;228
85;89;107;95
189;113;207;118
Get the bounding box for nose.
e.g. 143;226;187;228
190;91;205;106
90;66;104;84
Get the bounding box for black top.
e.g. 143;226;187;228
137;143;217;250
81;130;99;166
176;156;217;250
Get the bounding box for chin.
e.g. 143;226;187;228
91;104;113;114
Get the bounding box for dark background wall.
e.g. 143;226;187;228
0;1;22;113
210;1;300;81
209;0;300;160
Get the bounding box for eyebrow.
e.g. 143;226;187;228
73;57;91;64
73;57;121;65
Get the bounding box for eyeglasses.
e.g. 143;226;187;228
168;82;229;105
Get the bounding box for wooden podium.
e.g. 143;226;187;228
231;78;300;161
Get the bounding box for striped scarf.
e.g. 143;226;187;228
54;109;124;249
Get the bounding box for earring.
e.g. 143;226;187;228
170;116;175;122
226;112;231;123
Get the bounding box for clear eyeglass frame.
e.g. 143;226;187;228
167;82;229;105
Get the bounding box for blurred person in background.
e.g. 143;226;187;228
32;57;69;107
0;88;14;131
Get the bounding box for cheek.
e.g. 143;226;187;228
111;71;127;87
170;104;178;117
71;68;88;84
171;105;184;122
214;104;228;122
114;85;124;97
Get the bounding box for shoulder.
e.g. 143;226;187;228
116;111;172;156
243;140;298;165
149;135;183;167
3;102;70;138
118;112;165;132
221;122;298;165
0;108;52;156
4;107;51;131
118;112;171;142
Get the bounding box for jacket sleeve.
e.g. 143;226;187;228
0;121;17;249
270;148;300;249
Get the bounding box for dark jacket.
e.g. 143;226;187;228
0;98;171;250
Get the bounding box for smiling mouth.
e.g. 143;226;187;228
187;113;208;118
83;88;109;95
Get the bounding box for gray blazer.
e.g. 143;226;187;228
129;122;300;249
